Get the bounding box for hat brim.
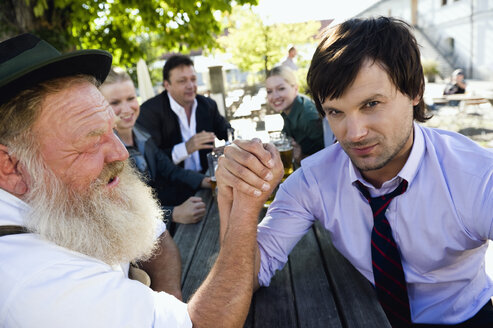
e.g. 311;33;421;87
0;49;112;105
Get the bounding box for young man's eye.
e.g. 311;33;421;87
366;101;379;108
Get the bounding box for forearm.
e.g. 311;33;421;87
218;188;261;290
188;199;259;327
139;231;182;299
217;191;232;246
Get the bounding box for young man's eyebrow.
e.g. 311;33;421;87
357;94;386;107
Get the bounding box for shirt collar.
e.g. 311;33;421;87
349;122;425;191
0;188;29;226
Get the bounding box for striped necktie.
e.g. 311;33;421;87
356;179;411;326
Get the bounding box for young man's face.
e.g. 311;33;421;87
33;81;129;193
322;60;419;185
164;64;198;109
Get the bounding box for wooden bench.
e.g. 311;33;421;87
174;189;390;327
433;95;490;111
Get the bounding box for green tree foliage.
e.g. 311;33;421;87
0;0;257;67
217;6;321;80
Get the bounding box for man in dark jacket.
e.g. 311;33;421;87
137;55;230;205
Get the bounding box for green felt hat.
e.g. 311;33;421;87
0;33;112;106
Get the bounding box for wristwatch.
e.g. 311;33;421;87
162;208;173;226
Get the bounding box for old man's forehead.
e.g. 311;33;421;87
38;81;113;132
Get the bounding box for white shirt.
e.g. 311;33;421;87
281;57;298;70
0;189;192;327
168;94;201;172
258;123;493;324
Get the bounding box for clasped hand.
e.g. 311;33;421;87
215;138;284;209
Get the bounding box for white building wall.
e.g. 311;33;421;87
418;0;493;80
357;0;493;81
358;0;411;20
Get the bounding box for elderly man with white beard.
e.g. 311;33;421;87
0;34;277;327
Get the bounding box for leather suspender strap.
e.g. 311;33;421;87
0;225;29;237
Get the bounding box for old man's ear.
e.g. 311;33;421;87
0;145;28;197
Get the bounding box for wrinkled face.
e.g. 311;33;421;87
321;60;418;184
266;76;298;113
164;65;197;108
32;81;129;193
100;80;140;133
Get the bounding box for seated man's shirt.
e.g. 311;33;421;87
169;95;201;171
0;189;192;327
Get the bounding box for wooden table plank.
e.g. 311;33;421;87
250;264;298;327
173;188;214;295
289;228;343;328
314;223;391;328
180;196;220;301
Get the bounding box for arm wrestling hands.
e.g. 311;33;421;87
216;139;284;287
217;138;284;206
187;139;283;327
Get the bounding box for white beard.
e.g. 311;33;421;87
22;158;162;265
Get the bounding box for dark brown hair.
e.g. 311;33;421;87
307;16;430;122
162;55;194;83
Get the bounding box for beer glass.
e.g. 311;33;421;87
269;132;293;180
207;151;220;197
264;132;294;207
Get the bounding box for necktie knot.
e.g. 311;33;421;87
356;180;408;217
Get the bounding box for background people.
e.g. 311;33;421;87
443;68;467;107
281;46;298;71
100;68;209;234
137;54;231;206
266;65;328;164
0;33;264;327
217;17;493;326
443;68;467;95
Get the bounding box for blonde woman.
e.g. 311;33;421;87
266;66;330;164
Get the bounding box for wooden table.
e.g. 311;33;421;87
174;189;390;327
433;94;490;110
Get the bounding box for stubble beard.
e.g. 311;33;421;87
22;155;163;265
341;123;413;173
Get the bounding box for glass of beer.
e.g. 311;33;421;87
270;132;294;181
207;151;220;197
278;141;294;180
264;132;293;207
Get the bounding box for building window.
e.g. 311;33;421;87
446;37;455;54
